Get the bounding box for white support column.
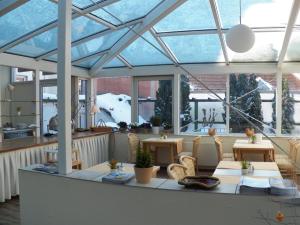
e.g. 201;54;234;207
131;77;138;123
276;69;283;136
34;69;41;137
57;0;72;175
86;78;95;127
226;74;230;134
173;73;180;135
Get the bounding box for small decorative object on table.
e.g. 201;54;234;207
178;176;220;190
241;160;250;175
160;132;167;139
109;159;118;173
245;128;256;143
150;116;161;135
134;147;153;184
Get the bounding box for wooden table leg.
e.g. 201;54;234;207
263;151;267;162
170;144;175;163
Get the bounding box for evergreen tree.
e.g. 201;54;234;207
154;75;192;130
272;78;295;134
229;74;263;132
282;78;295;134
155;80;173;125
180;75;192;131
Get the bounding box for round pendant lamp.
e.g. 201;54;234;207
225;0;255;53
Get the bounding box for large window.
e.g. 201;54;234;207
137;77;173;127
281;74;299;135
180;74;226;134
229;73;276;134
94;77;132;127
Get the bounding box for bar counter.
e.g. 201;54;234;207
0;131;111;202
0;131;112;153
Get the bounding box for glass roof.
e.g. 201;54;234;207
1;0;299;70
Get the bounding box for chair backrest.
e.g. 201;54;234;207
289;139;300;162
167;163;187;181
179;155;196;176
192;136;201;159
214;137;223;162
127;133;140;163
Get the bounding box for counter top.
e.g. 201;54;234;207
0;131;112;153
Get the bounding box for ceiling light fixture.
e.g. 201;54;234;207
225;0;255;53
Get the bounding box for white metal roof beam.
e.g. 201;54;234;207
0;0;28;17
90;0;188;75
116;55;133;69
0;0;119;53
72;49;110;65
277;0;300;68
35;18;143;61
209;0;229;65
150;28;179;65
49;0;117;29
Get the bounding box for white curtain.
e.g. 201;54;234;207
0;134;109;202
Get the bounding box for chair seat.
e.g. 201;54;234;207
275;154;289;160
275;158;293;169
178;151;192;157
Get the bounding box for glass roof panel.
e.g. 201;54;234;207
120;32;172;66
154;0;216;32
162;34;224;63
8;28;57;57
8;16;107;58
72;27;128;60
285;31;300;61
103;58;125;68
0;0;57;47
72;0;100;9
74;57;100;68
217;0;293;29
228;31;284;62
91;0;162;25
47;54;58;62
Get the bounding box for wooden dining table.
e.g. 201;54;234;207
232;139;275;162
142;137;183;164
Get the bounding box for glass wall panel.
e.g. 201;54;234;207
94;77;132;128
42;86;58;134
92;0;162;25
138;79;173;129
180;74;226;134
162;34;224;63
78;79;88;129
0;0;57;47
229;73;276;134
228;32;284;62
285;31;300;62
281;74;300;135
154;0;216;32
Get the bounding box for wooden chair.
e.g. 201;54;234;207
214;137;234;162
178;136;200;169
127;133;140;163
276;142;300;178
167;163;187;181
46;148;82;170
179;155;196;176
275;139;299;160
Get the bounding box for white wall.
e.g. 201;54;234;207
113;133;290;168
19;170;300;225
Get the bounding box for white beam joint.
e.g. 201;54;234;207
116;55;132;69
57;0;72;175
90;0;188;75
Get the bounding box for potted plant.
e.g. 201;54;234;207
150;116;161;135
117;121;128;132
241;160;250;175
134;147;153;184
129;122;139;133
16;106;22;116
162;122;172;133
109;159;118;173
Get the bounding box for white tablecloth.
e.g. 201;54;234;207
0;134;109;202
